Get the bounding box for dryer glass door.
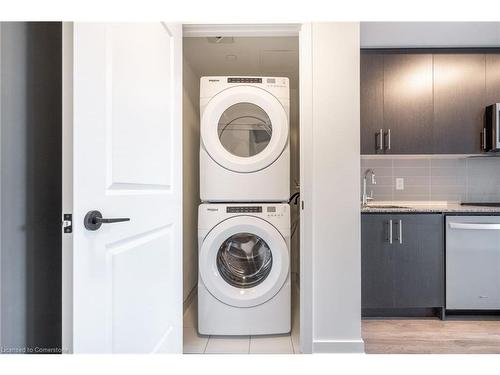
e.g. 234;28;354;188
201;86;288;173
218;103;272;158
217;232;273;288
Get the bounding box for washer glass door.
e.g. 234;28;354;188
217;232;273;289
199;215;289;308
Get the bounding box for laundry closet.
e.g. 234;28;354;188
0;22;362;355
182;33;301;353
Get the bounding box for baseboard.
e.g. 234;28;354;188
362;307;442;319
183;286;197;315
313;339;365;353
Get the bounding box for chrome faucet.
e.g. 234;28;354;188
362;169;376;206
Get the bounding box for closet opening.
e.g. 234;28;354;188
182;31;301;354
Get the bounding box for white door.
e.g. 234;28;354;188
62;22;183;353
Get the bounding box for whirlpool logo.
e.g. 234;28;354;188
208;79;219;82
207;208;219;212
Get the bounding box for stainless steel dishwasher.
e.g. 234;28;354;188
446;216;500;310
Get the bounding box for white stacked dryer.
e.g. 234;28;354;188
199;76;290;202
198;76;291;336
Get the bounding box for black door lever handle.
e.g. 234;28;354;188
84;210;130;231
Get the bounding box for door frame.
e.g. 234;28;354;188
298;22;313;354
61;21;74;353
183;22;313;354
0;22;3;349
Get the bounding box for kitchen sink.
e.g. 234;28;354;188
363;205;409;209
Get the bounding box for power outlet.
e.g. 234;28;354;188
395;178;404;191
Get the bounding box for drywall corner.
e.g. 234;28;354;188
309;22;363;353
182;57;200;305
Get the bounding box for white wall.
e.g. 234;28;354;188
304;22;363;353
361;22;500;48
182;59;200;305
289;87;300;288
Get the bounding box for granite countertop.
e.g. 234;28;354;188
361;201;500;214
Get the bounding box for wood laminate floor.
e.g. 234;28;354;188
362;319;500;354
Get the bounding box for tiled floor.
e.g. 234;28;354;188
183;296;300;354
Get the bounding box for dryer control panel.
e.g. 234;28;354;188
227;77;262;84
226;206;262;213
200;76;290;101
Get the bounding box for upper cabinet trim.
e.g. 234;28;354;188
183;23;301;37
361;22;500;49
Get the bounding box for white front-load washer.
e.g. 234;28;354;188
200;76;290;202
198;203;291;335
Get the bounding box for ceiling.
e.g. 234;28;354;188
183;36;299;89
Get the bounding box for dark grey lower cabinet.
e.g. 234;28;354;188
362;214;444;310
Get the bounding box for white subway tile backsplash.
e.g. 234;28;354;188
430;158;466;168
399;176;431;186
430;184;466;195
393;167;430;177
360;166;393;177
360;159;393;168
430;167;466;177
430;175;466;186
361;155;500;203
393;158;430;168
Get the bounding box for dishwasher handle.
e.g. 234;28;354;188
449;222;500;230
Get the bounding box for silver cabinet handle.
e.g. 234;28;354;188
388;219;393;244
399;219;402;244
449;222;500;230
377;128;384;151
483;128;487;150
393;219;403;244
384;129;391;151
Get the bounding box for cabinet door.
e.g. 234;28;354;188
383;54;434;154
433;54;486;154
486;54;500;105
360;53;384;154
361;215;394;308
391;214;444;308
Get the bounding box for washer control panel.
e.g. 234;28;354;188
266;205;285;217
224;204;286;217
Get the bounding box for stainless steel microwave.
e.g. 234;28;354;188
484;103;500;152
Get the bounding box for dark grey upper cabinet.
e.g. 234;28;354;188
433;54;486;154
384;54;434;154
360;53;384;154
361;51;500;154
486;54;500;105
